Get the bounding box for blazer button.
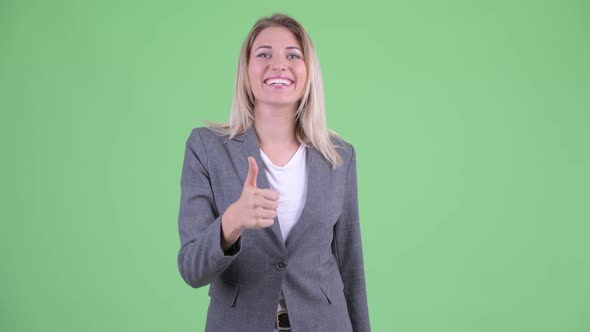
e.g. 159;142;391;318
275;260;287;271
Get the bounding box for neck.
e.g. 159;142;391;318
253;103;298;148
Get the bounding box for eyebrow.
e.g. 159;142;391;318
255;45;302;52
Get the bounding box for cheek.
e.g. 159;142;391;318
296;66;308;87
247;64;265;99
248;63;262;83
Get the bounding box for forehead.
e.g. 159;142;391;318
251;26;301;49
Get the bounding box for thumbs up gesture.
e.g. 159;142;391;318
221;157;279;250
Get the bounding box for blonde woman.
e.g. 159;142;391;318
177;13;370;332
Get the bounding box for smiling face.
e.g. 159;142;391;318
247;26;308;111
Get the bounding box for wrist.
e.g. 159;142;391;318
221;208;243;249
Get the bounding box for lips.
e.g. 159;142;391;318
264;77;294;87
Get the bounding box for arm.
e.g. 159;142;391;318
332;145;371;331
177;129;241;288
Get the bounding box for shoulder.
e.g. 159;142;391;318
329;133;356;167
189;126;229;140
186;126;230;147
183;127;231;167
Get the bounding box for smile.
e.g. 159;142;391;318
264;78;293;88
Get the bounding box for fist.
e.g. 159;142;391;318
222;156;279;236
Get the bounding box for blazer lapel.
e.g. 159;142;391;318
225;127;286;246
284;146;332;250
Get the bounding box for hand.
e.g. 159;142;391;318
221;157;279;250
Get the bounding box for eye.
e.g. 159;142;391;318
256;53;271;58
287;54;301;60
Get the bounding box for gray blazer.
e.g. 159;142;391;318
177;126;371;332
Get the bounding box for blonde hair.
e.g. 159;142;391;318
207;13;344;168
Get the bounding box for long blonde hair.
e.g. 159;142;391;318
208;13;343;168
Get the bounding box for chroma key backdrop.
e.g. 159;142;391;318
1;0;589;331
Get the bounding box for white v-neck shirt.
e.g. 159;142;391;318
260;144;308;314
260;144;308;243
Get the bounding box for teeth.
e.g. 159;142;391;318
265;78;292;86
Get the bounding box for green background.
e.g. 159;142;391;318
2;0;589;331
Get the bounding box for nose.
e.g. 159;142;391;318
270;59;286;71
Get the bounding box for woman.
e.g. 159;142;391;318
177;13;370;331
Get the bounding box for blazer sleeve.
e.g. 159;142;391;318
177;128;241;288
332;145;371;331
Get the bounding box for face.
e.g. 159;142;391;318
248;26;308;110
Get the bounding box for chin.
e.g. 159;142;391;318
258;96;298;105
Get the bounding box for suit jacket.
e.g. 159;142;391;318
177;126;371;332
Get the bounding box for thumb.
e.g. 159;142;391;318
245;156;258;188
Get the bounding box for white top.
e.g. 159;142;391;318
260;144;308;313
260;144;308;242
